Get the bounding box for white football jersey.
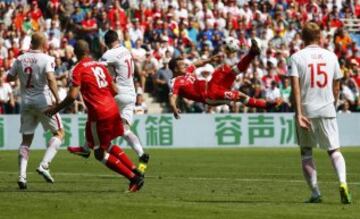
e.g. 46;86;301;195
288;45;342;118
9;50;55;109
101;46;135;95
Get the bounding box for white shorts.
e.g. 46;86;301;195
296;117;340;151
20;107;63;135
114;93;136;125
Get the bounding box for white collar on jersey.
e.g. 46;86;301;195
28;49;42;53
305;44;321;49
111;43;122;49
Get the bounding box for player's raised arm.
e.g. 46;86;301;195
192;54;223;68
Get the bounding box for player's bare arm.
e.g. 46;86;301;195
169;94;181;119
290;76;311;130
333;79;341;106
78;93;87;111
8;92;15;108
45;86;80;116
47;71;61;104
192;54;223;68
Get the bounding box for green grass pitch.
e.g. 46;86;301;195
0;148;359;219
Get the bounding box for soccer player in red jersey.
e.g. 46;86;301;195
169;38;274;119
44;40;144;192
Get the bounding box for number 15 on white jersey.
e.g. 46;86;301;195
287;46;343;118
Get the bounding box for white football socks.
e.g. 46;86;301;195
123;129;144;157
40;136;62;169
329;151;347;184
19;145;30;180
302;157;321;197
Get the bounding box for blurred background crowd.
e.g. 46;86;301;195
0;0;359;115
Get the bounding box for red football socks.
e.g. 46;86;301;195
224;91;240;101
236;54;256;72
67;146;87;153
109;145;137;170
246;97;267;109
105;154;135;180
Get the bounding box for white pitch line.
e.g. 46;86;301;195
0;171;359;185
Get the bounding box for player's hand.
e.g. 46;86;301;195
43;105;57;117
296;114;311;131
173;109;181;119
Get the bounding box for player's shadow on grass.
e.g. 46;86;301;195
186;200;345;205
0;189;121;194
185;200;306;204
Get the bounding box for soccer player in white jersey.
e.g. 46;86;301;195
288;22;351;204
7;32;64;189
68;30;149;174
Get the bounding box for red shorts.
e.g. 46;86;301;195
206;65;238;101
85;114;124;150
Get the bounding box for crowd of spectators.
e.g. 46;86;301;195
0;0;359;115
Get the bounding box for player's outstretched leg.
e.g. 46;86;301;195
301;148;322;203
18;144;30;190
67;143;91;158
231;39;260;75
225;91;281;110
94;148;144;192
236;91;281;110
37;130;64;183
108;145;146;177
206;90;279;110
328;149;351;204
123;126;150;174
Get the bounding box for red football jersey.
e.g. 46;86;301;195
71;57;119;121
170;65;207;102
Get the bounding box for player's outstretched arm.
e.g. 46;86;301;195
44;86;80;117
290;76;311;130
47;72;60;104
169;94;181;119
192;54;223;68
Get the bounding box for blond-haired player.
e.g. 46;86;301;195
7;32;64;189
288;22;351;204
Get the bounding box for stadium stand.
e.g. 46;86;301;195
0;0;359;114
